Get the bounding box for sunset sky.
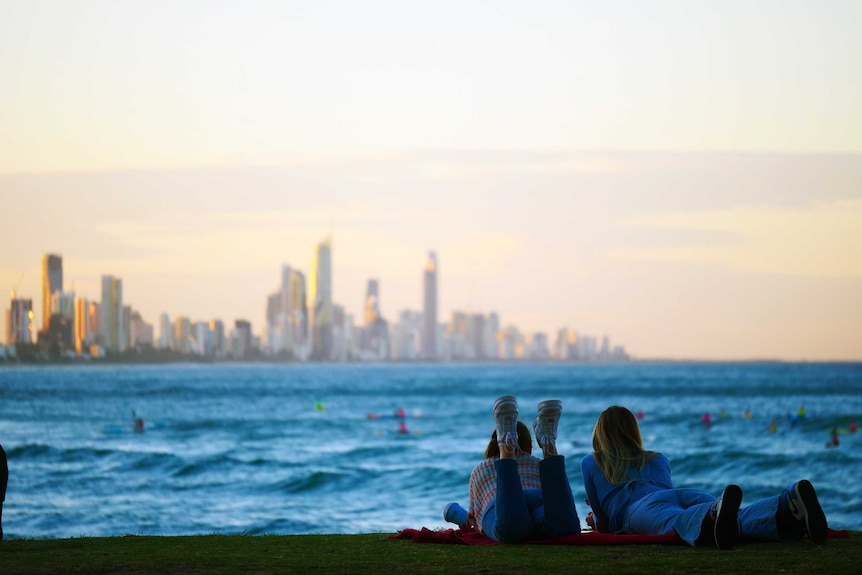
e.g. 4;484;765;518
1;1;860;360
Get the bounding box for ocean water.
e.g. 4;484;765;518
0;362;860;539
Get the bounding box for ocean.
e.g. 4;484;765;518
1;362;860;539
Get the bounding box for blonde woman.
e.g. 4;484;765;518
582;406;828;549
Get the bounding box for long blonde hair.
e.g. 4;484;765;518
591;406;656;484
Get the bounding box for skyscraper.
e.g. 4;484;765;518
74;297;89;354
276;264;295;353
158;313;173;350
7;293;33;345
265;264;309;358
288;269;308;353
42;254;63;331
309;237;333;360
173;316;192;354
100;275;123;352
361;278;389;360
422;251;438;360
365;279;380;326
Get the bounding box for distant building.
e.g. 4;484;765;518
288;270;308;358
209;319;226;358
485;312;500;360
42;254;63;332
331;304;353;362
393;310;423;360
554;328;578;360
309;237;333;360
51;290;75;321
496;325;526;360
265;264;310;359
158;313;173;350
74;297;89;353
600;335;610;358
88;302;100;341
422;251;438;360
7;294;34;345
192;321;211;356
526;332;550;360
174;316;192;354
45;313;73;353
231;319;253;359
99;275;124;352
121;305;132;352
130;310;154;349
359;279;389;361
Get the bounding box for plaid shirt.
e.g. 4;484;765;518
468;455;542;533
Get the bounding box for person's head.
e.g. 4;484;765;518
485;421;533;458
591;406;651;484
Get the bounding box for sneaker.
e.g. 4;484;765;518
493;395;519;452
533;400;562;450
714;484;742;550
787;480;828;544
443;502;468;526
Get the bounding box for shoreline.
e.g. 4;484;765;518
2;357;861;368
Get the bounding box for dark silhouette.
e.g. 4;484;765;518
1;444;7;541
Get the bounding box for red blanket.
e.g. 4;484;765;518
390;527;684;546
390;527;849;546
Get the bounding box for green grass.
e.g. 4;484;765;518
0;531;859;575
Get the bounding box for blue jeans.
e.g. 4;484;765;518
625;484;799;545
482;455;581;543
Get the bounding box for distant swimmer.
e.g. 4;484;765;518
826;428;840;448
396;408;409;434
798;405;807;418
315;401;325;412
132;410;145;433
849;421;858;433
719;409;727;419
636;410;645;420
768;420;779;433
742;409;752;419
701;413;713;426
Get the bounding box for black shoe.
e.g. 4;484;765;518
787;480;828;544
714;485;742;550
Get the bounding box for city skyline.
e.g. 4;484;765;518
1;2;861;360
3;247;628;363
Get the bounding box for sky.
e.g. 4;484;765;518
1;1;861;360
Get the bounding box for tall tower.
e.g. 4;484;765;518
42;254;63;331
309;237;333;360
100;275;123;352
365;279;380;326
422;251;438;360
74;297;89;353
288;269;308;349
279;264;293;352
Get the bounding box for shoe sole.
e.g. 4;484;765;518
493;396;519;417
792;480;828;544
536;399;562;416
534;400;562;448
715;485;742;550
